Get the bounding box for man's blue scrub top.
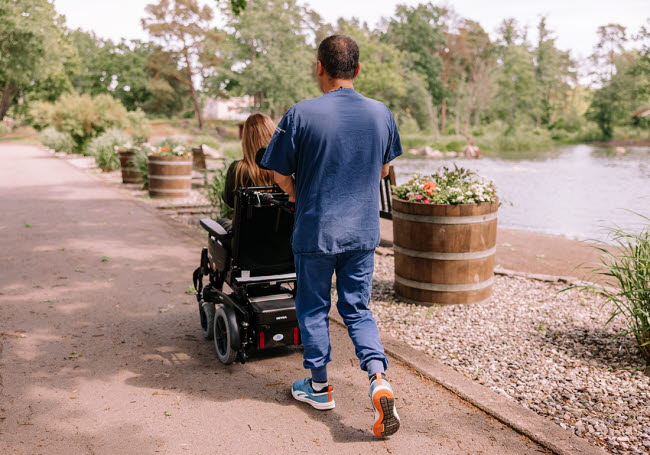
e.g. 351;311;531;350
261;88;403;255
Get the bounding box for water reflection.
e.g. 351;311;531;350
394;144;650;241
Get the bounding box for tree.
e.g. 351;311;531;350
533;17;577;127
68;29;191;116
587;52;644;139
443;19;495;133
384;3;446;131
492;18;538;133
142;0;222;128
0;0;74;120
590;24;627;82
213;0;319;118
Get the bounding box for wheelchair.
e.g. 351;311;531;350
192;186;299;365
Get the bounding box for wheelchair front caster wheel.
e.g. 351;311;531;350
213;305;238;365
199;302;215;340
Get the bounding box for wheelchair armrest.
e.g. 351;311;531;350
199;218;228;239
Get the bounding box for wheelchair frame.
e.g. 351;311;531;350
192;186;300;365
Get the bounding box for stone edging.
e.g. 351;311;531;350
330;314;607;455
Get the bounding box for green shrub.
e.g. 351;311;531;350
28;101;55;131
131;147;150;189
550;112;585;133
570;215;650;363
444;140;465;152
126;109;151;142
573;123;605;142
87;129;131;171
46;93;130;152
400;134;433;150
205;161;233;218
0;123;10;136
477;130;553;152
39;127;75;153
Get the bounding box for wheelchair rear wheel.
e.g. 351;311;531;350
213;304;238;364
199;302;215;340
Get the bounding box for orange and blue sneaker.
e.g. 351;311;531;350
291;378;335;410
369;373;400;437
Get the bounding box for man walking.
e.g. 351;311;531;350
261;35;402;438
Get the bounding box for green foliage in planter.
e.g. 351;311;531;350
88;129;131;171
39;127;75;154
570;215;650;364
205;161;233;219
131;147;150;189
392;165;497;204
150;138;190;157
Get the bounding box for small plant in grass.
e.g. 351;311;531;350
392;165;497;205
570;214;650;364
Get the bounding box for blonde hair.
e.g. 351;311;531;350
235;113;276;188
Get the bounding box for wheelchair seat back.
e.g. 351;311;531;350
231;186;294;279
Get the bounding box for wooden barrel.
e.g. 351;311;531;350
118;150;143;184
392;197;498;305
147;155;193;198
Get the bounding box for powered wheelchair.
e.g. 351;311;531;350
192;186;299;365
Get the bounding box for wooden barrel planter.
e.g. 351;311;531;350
147;155;193;198
392;197;498;305
118;149;142;184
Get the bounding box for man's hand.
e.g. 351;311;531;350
274;172;296;202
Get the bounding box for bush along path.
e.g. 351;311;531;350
0;143;554;455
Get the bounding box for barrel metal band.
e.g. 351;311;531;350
148;188;191;193
148;175;191;180
393;211;497;225
395;274;494;292
394;245;496;260
148;160;192;166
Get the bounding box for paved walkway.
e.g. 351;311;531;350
0;144;547;454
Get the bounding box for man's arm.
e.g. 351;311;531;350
381;163;390;179
274;172;296;202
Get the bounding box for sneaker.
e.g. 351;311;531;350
369;373;400;437
291;378;335;410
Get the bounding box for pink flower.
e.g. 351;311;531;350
415;194;423;200
423;199;431;203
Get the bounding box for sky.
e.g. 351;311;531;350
54;0;649;61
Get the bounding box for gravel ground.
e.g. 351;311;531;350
371;252;650;455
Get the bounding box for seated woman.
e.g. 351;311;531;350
218;113;276;232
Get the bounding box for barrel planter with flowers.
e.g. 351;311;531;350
147;144;193;198
117;144;144;184
391;166;498;306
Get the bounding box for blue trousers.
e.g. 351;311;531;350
294;249;388;374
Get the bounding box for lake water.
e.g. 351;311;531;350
393;144;650;241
